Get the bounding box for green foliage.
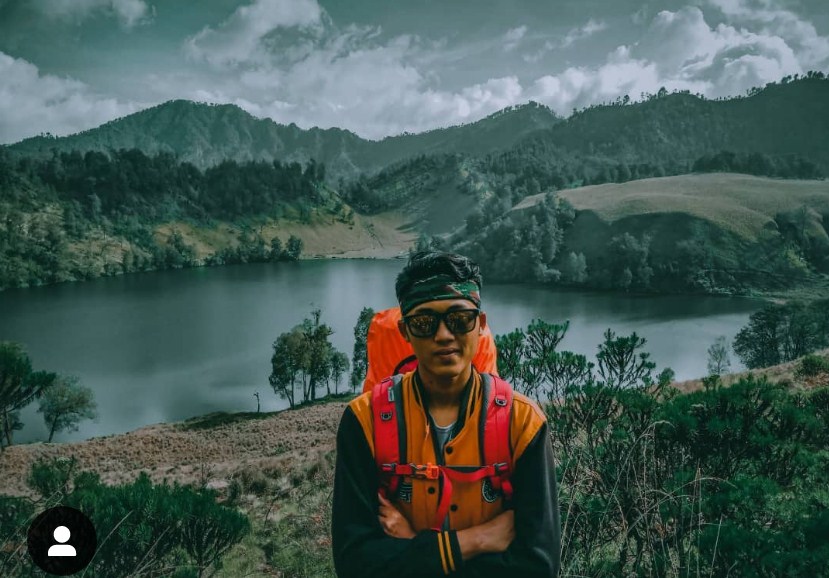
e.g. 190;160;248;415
0;495;34;547
495;320;664;402
0;149;322;289
258;451;336;578
458;192;564;284
596;329;657;388
37;375;98;442
269;309;347;407
350;307;375;392
329;351;350;395
26;455;79;499
494;319;569;399
734;299;829;369
693;150;823;179
285;235;304;261
5;459;250;578
0;341;58;448
796;354;829;378
707;335;732;376
541;326;829;577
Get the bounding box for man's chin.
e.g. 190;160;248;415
422;362;465;380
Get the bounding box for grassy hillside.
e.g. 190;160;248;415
531;173;829;242
451;173;829;294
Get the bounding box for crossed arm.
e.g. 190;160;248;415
331;407;561;578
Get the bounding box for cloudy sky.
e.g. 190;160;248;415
0;0;827;144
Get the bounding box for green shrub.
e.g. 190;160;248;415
18;458;250;578
796;354;829;378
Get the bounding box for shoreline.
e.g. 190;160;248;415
2;252;825;302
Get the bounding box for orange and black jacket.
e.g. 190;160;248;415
332;368;561;578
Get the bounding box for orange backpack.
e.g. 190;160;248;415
362;307;499;394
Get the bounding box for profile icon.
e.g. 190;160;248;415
28;506;96;575
47;526;77;557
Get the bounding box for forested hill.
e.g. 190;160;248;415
547;78;829;169
5;100;559;181
481;75;829;192
6;76;829;186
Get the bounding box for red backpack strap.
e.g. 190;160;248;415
481;373;514;500
372;375;406;498
393;354;418;376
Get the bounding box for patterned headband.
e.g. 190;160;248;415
399;274;481;315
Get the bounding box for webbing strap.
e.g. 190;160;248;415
381;463;510;530
373;377;401;498
373;372;515;529
483;374;514;500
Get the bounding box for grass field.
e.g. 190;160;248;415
514;173;829;242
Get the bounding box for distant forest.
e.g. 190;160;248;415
1;74;828;293
0;149;319;289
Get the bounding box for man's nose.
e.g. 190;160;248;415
434;318;454;340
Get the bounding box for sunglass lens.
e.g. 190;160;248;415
446;311;477;334
408;315;437;337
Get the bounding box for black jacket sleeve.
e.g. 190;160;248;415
332;407;457;578
331;407;561;578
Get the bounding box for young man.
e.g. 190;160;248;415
332;251;560;578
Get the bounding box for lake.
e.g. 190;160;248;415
0;259;762;443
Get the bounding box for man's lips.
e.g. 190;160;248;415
434;349;460;356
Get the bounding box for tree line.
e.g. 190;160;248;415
0;146;316;290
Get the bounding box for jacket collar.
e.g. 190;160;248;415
412;365;480;434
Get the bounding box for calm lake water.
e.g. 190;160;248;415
0;260;762;443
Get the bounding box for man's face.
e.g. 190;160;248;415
397;298;487;381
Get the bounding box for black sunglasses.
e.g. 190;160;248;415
402;309;480;338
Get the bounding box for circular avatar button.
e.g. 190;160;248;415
27;506;97;576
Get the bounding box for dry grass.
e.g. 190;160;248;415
671;347;829;394
514;173;829;242
154;209;416;261
0;401;349;498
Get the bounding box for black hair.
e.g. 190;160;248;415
395;250;483;303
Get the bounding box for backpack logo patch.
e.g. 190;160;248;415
397;481;413;503
481;479;501;503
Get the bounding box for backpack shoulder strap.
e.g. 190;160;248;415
480;372;514;500
372;374;406;497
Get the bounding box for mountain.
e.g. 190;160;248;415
501;76;829;176
5;100;560;181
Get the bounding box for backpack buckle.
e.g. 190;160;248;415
411;463;441;480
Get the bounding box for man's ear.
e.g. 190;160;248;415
479;311;487;333
397;319;410;343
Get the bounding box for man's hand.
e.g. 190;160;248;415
378;493;416;539
457;509;515;560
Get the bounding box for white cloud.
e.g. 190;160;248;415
528;5;817;116
183;28;526;138
0;52;139;144
561;19;607;48
522;18;607;63
185;0;323;66
12;0;826;143
32;0;152;28
503;26;527;52
707;0;829;69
